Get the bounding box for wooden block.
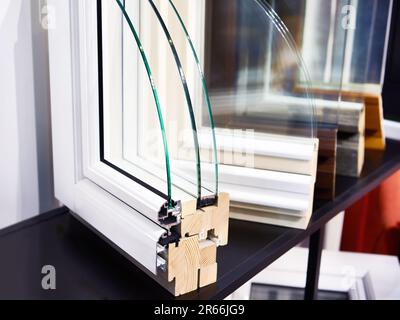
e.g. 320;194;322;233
364;95;385;150
365;96;383;130
315;170;336;189
163;194;229;296
181;199;197;218
315;126;337;201
296;85;384;150
330;90;384;150
199;263;218;288
165;237;219;296
180;193;230;246
211;193;230;246
336;132;365;177
199;240;217;267
180;209;213;239
168;236;201;296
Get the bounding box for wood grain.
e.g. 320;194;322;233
168;236;200;296
166;193;230;296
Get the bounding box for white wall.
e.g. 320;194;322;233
0;0;58;230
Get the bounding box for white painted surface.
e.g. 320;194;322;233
324;211;345;251
385;119;400;140
0;0;58;230
232;247;400;300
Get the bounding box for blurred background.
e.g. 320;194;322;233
0;0;58;230
0;0;399;300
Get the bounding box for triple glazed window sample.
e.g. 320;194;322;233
100;0;219;214
49;0;321;297
48;0;229;297
98;0;230;296
101;0;319;231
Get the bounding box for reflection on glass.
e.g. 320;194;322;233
101;0;223;209
114;0;172;206
150;0;219;203
203;0;316;139
146;0;203;202
101;0;175;205
264;0;346;128
272;0;392;94
347;0;392;88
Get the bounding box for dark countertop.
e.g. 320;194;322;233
1;139;400;300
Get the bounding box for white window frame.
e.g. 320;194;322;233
47;0;183;275
49;2;321;263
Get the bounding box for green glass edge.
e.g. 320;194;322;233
115;0;173;207
148;0;203;201
168;0;219;196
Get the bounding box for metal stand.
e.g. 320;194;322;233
304;227;325;300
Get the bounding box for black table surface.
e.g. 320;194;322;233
1;139;400;300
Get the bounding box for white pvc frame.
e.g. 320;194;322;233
48;0;174;275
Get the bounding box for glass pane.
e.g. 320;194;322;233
120;0;211;204
273;0;392;96
101;0;215;210
100;0;173;206
271;0;392;126
268;0;346;133
345;0;392;93
144;0;205;202
151;0;219;204
203;0;316;140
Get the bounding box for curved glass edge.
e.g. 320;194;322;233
168;0;219;197
115;0;173;208
265;0;346;130
256;0;317;138
147;0;203;204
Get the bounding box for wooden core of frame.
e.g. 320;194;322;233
315;125;338;200
166;193;230;296
336;90;384;151
297;86;372;178
300;86;385;151
363;95;385;150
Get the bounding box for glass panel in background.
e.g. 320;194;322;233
272;0;393;147
273;0;393;99
270;0;393;174
203;0;316;141
151;0;219;203
268;0;347;132
346;0;393;92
